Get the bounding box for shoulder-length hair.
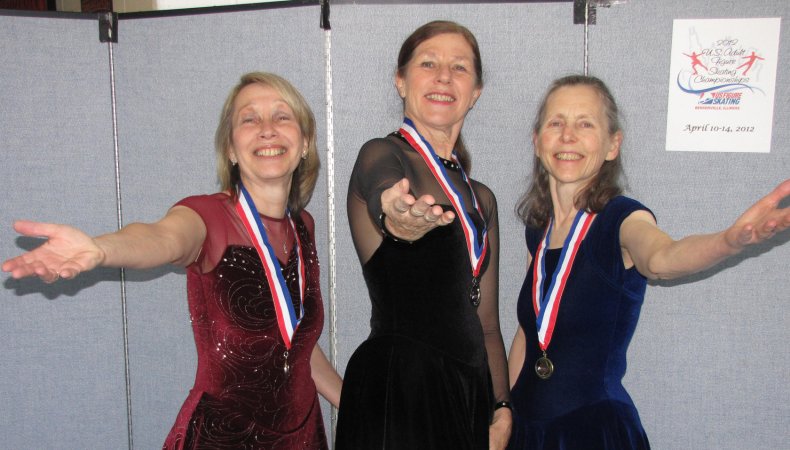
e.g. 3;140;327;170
215;72;319;214
516;75;624;228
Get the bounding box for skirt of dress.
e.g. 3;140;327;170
507;399;650;450
335;335;492;450
162;390;328;450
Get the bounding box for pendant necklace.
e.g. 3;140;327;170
261;218;289;257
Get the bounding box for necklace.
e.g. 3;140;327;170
261;216;290;257
236;182;305;375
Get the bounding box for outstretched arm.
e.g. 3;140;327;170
2;205;206;282
621;179;790;280
310;344;342;408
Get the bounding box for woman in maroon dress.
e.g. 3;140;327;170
2;72;342;449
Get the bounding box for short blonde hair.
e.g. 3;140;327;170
215;72;319;213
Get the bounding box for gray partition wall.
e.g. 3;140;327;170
0;13;129;449
1;1;788;449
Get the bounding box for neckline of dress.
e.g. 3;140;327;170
391;131;461;172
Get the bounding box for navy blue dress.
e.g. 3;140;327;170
508;196;652;450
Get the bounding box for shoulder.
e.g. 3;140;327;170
590;195;655;239
468;177;497;215
358;135;406;158
296;209;316;234
176;192;231;208
602;196;654;222
174;192;233;218
470;178;495;198
525;225;544;251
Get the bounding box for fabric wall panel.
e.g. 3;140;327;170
587;2;789;449
111;6;328;448
2;1;788;448
0;15;129;450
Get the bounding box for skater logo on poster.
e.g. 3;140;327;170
666;18;780;153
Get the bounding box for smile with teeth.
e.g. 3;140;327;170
254;147;286;157
555;152;582;161
426;93;455;102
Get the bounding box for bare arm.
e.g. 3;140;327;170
508;326;526;389
3;205;205;282
622;179;790;280
508;249;532;388
310;344;342;408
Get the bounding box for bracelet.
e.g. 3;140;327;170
493;401;512;411
378;213;412;244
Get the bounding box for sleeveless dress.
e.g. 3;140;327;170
508;196;653;450
336;134;509;450
162;193;328;450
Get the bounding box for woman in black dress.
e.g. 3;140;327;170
336;20;512;449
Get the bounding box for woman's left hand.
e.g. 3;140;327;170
489;407;512;450
724;179;790;250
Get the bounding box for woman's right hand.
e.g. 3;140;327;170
380;178;455;242
2;220;104;283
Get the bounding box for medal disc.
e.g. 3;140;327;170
470;277;481;306
535;355;554;380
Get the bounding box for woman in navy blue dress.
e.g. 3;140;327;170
507;75;790;450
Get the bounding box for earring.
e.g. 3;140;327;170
301;151;308;160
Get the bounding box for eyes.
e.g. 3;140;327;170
417;59;471;73
545;118;596;130
238;110;294;126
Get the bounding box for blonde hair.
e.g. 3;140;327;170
215;72;319;213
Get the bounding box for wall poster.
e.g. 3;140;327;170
666;18;781;152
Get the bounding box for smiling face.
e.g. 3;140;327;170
534;84;622;195
395;32;481;140
228;83;307;189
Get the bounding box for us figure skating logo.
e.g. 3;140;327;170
676;38;766;111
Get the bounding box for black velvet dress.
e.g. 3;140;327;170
508;196;652;450
336;134;510;449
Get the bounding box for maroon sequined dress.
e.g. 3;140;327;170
162;193;328;450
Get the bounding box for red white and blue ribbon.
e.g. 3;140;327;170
398;117;488;278
235;182;305;349
532;209;595;351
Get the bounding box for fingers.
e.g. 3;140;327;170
421;205;455;224
45;270;60;284
408;197;433;218
13;220;56;238
380;179;456;240
392;195;414;214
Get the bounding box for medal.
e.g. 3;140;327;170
470;276;481;307
235;183;306;373
535;352;554;379
398;118;488;307
532;209;595;379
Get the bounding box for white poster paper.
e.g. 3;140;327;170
666;18;780;153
